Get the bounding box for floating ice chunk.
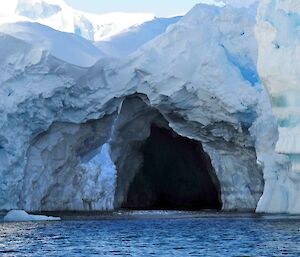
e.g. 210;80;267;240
4;210;61;222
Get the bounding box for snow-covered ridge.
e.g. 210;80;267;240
95;16;182;57
0;22;104;67
0;0;155;41
221;0;258;8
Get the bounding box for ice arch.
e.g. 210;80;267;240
110;96;222;210
110;96;262;211
19;95;262;212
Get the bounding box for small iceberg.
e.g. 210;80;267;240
3;210;61;222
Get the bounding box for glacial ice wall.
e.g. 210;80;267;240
0;4;272;212
256;0;300;213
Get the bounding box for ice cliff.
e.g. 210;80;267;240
0;3;276;212
256;0;300;213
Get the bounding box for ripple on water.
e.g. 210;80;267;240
1;212;300;256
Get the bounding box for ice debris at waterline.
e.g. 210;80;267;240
3;210;61;222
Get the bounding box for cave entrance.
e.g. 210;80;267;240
122;125;222;210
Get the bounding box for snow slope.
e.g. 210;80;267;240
95;17;181;57
0;22;104;67
0;0;155;41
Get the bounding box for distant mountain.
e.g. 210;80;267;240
0;0;155;41
95;16;182;57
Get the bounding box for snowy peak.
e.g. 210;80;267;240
0;0;67;17
15;0;66;19
0;0;155;41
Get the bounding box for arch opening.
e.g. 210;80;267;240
122;125;222;210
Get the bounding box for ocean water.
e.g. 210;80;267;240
1;211;300;256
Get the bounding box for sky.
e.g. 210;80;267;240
64;0;221;17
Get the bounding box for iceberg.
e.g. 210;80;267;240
0;3;272;213
4;210;61;222
7;0;300;214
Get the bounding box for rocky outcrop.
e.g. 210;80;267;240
0;4;269;212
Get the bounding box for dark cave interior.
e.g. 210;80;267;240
122;125;222;210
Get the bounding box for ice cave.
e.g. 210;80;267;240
122;125;222;210
20;96;223;212
21;108;222;212
13;95;262;212
0;2;269;213
3;0;300;254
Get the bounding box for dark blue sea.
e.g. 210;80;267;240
1;211;300;256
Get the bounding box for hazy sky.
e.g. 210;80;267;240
63;0;220;16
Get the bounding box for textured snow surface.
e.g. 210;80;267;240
4;210;61;222
95;17;181;58
221;0;258;7
256;0;300;213
0;0;155;41
0;22;104;67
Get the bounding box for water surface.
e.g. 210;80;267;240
1;211;300;256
